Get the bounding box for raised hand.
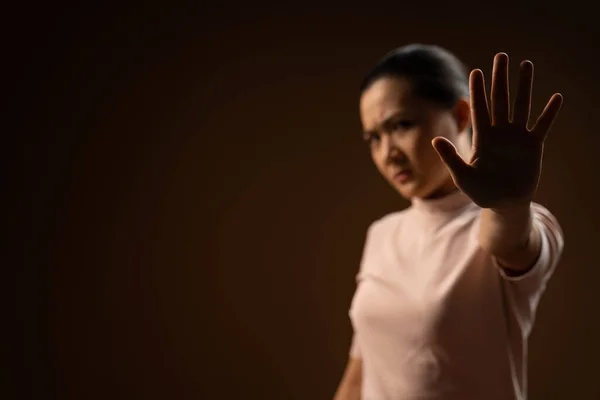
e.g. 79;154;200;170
432;53;563;209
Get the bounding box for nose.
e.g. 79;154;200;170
382;134;406;164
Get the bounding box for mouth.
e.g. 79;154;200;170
393;169;413;184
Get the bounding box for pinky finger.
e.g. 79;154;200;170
531;93;563;140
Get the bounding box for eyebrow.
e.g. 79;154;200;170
363;110;412;136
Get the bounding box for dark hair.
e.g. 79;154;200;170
359;44;470;109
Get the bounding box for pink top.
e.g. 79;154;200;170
349;190;563;400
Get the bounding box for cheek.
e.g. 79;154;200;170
410;134;436;164
370;147;386;173
412;134;448;176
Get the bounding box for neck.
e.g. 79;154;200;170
411;184;472;213
423;178;459;200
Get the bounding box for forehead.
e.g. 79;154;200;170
359;76;418;130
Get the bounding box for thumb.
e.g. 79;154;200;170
431;137;471;179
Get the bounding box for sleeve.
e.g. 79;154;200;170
495;203;564;334
349;333;361;359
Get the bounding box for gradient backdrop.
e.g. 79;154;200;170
11;4;599;400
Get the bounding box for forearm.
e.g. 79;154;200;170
333;381;361;400
333;358;362;400
479;202;542;272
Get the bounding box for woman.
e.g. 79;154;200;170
333;44;564;400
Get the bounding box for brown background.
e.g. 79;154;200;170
10;3;599;400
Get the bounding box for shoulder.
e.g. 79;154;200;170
356;210;410;273
366;209;411;238
360;208;416;253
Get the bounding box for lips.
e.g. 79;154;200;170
393;169;413;184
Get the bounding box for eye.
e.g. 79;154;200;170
391;120;414;131
364;132;381;144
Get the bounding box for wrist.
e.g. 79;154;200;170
480;201;533;253
489;199;532;218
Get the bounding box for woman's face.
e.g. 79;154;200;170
359;76;470;200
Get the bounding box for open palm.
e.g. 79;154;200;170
432;53;563;209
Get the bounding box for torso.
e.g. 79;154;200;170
350;191;524;399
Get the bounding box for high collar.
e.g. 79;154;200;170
410;189;473;214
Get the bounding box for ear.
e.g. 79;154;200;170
452;97;471;134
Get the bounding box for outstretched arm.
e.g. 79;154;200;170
432;53;563;273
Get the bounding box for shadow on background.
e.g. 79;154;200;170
10;4;599;400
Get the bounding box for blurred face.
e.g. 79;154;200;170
359;76;470;200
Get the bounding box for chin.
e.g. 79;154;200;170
393;177;447;200
392;180;425;199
